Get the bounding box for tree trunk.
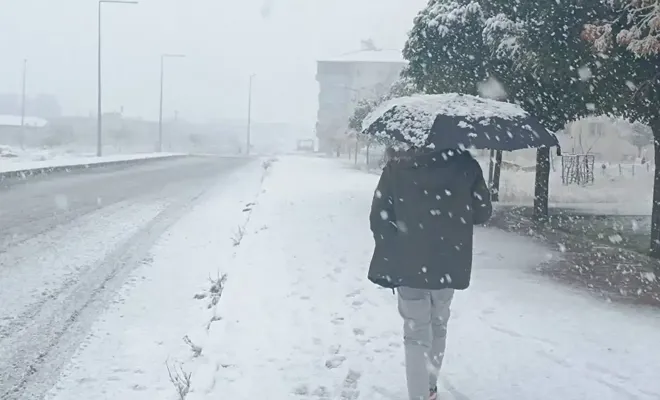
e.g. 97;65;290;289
487;149;495;190
649;120;660;259
533;147;551;221
492;150;503;202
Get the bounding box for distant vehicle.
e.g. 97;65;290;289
296;139;315;152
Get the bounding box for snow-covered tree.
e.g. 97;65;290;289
403;1;488;95
582;1;660;257
403;0;608;218
348;76;420;133
485;0;615;217
484;0;609;130
628;121;654;156
387;75;419;99
584;0;660;55
348;98;380;132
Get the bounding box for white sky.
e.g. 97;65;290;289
0;0;426;127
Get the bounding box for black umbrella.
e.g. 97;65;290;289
362;93;560;152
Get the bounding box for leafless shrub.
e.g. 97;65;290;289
207;273;228;308
183;335;203;358
231;226;246;246
166;360;192;400
194;272;228;312
206;314;223;331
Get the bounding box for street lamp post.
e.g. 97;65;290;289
158;54;185;152
97;0;138;157
20;59;27;150
246;74;255;156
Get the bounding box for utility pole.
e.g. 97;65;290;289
247;74;255;156
158;56;165;152
20;59;27;150
97;1;102;156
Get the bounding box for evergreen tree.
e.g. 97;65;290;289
482;0;613;218
403;1;488;95
402;0;612;218
349;76;420;133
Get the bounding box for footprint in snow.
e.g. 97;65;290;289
312;386;331;399
339;370;362;400
325;355;346;369
481;307;495;316
351;300;364;308
293;384;310;396
328;344;341;354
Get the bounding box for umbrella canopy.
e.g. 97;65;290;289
362;93;559;152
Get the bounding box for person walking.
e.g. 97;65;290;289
368;147;492;400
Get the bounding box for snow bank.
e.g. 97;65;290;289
0;152;185;174
0;114;48;128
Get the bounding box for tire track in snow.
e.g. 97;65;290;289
0;202;154;342
0;192;205;400
0;157;249;400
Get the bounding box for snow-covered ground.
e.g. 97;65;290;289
350;149;652;214
488;160;653;215
45;156;660;400
42;159;266;400
0;145;184;173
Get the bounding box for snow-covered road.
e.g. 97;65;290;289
10;155;660;400
0;156;252;399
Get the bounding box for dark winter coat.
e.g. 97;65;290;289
367;150;492;290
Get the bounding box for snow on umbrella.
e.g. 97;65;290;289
362;93;560;152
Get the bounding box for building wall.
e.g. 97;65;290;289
316;60;405;153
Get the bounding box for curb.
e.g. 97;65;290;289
0;155;189;182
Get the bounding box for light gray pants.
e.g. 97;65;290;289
397;287;454;400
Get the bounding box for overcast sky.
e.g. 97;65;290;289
0;0;426;127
